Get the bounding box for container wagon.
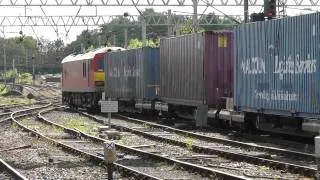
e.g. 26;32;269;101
232;12;320;136
155;31;234;127
104;47;160;112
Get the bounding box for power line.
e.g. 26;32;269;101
0;0;315;6
199;0;241;24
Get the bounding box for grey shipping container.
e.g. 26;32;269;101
105;49;137;100
234;13;320;117
160;31;234;107
105;47;160;101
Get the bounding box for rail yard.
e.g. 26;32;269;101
0;2;319;179
0;83;318;179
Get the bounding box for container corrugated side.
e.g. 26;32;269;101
105;49;137;100
234;13;320;116
160;33;204;106
135;47;160;100
204;31;234;106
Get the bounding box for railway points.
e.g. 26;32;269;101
39;107;315;179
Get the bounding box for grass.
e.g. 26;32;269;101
0;96;35;105
51;125;64;134
184;136;193;152
17;72;33;85
18;77;33;85
21;118;29;125
259;165;270;171
0;83;36;105
143;123;151;129
63;117;98;135
0;84;8;95
118;136;129;145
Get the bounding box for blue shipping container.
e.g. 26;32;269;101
136;47;160;100
105;47;159;100
234;13;320;117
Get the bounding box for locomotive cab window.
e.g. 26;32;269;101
97;58;104;71
83;62;87;77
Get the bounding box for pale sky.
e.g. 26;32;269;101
0;0;319;45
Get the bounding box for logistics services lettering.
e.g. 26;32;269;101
273;54;316;74
108;67;140;77
241;54;317;77
254;90;298;101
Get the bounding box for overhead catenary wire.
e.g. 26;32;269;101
284;6;319;12
131;0;147;46
199;0;241;24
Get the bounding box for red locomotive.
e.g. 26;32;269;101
61;46;124;109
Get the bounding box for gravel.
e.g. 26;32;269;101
0;168;15;180
123;113;316;155
23;113;213;179
188;129;315;154
0;103;48;122
0;120;120;180
23;86;61;98
42;109;308;179
85;113;317;168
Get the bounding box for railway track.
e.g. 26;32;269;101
33;107;255;179
0;115;112;179
8;106;228;179
111;114;315;159
0;104;122;179
0;102;51;122
0;103;55;180
40;108;312;179
74;110;316;177
0;158;27;180
21;84;60;99
6;83;61;101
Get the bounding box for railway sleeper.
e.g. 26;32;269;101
35;112;248;179
79;112;316;178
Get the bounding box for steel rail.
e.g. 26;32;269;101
0;103;54;180
5;103;161;180
10;116;161;180
0;158;28;180
0;101;52;122
114;114;314;159
76;112;316;177
36;108;248;180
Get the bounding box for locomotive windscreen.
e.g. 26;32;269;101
97;58;104;71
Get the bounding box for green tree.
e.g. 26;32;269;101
127;38;160;49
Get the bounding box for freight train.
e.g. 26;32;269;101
62;12;320;137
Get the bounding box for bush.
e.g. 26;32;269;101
19;73;33;84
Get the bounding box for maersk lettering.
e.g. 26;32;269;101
241;57;266;75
